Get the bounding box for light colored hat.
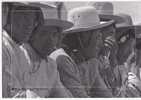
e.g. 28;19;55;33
64;6;114;34
87;2;123;23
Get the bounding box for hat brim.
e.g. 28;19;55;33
115;25;136;40
99;14;124;24
63;20;114;34
13;2;56;8
44;19;73;30
29;2;57;8
116;24;135;30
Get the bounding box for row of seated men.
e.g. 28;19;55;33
2;2;141;97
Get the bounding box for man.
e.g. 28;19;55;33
87;2;123;93
136;25;141;80
112;14;138;97
27;3;89;97
62;6;114;97
2;2;72;98
115;14;135;65
19;3;74;97
2;2;43;97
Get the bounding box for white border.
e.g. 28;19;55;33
1;0;141;100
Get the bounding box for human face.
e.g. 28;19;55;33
78;30;103;59
116;29;135;65
10;6;38;44
31;26;60;57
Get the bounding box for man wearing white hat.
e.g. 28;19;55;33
62;6;114;97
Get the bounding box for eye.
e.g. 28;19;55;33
120;36;127;43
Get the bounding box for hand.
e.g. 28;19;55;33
128;72;141;91
104;36;116;49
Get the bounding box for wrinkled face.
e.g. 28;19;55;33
30;26;60;56
116;29;135;65
78;30;103;59
10;6;38;44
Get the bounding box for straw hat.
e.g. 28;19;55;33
64;6;114;34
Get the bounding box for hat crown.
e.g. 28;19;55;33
89;2;113;15
117;13;133;26
68;6;100;28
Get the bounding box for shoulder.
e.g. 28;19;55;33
47;57;58;70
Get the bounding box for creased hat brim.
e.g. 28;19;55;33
63;20;114;34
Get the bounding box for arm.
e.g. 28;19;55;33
49;71;73;97
56;56;89;97
89;59;113;97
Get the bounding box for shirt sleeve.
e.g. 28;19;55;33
2;43;11;97
56;56;89;97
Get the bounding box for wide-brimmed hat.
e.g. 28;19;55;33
115;13;136;40
87;2;124;23
64;6;114;34
116;13;134;29
12;2;73;30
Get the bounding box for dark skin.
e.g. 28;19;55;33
29;25;61;58
62;29;113;97
62;29;103;63
79;30;103;60
116;29;135;65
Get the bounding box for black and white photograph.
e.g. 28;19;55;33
2;0;141;98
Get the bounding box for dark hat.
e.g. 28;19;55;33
87;2;124;24
115;14;136;40
13;2;73;30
